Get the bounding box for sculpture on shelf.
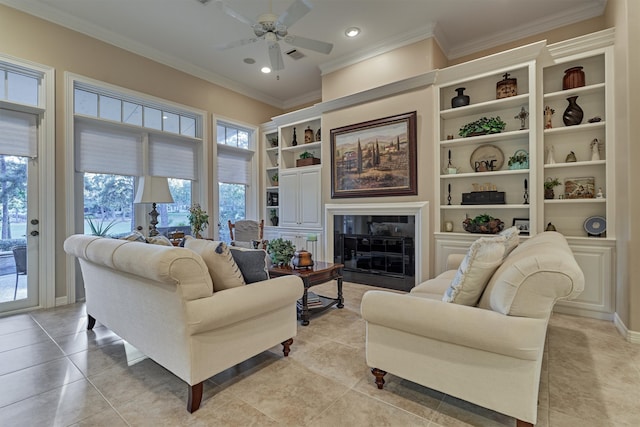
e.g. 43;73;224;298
591;138;601;161
546;145;556;164
544;106;555;129
514;107;529;130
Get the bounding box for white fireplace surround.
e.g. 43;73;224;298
325;202;429;285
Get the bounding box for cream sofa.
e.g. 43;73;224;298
361;231;584;426
64;234;303;412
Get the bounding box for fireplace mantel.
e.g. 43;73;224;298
325;202;429;285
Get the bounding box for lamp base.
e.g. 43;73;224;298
149;203;160;237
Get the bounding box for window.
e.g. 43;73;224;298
216;121;256;242
1;69;39;106
72;78;204;237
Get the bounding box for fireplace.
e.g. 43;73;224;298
324;202;429;291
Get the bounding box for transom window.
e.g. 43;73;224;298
1;68;39;106
74;85;198;137
217;123;249;149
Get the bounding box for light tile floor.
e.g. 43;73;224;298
0;281;639;426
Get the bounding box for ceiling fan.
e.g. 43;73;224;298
214;0;333;71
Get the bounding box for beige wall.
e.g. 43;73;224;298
322;38;446;101
0;5;283;299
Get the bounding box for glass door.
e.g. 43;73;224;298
0;154;39;311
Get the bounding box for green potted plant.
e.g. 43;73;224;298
459;116;506;138
266;237;296;266
86;216;118;236
508;149;529;169
269;209;279;226
271;172;278;186
462;213;504;234
188;204;209;238
544;177;561;199
296;151;321;167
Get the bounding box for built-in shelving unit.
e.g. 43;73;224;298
435;59;537;235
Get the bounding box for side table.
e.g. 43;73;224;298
268;262;344;325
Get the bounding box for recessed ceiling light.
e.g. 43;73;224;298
243;58;256;64
345;27;360;38
261;67;271;74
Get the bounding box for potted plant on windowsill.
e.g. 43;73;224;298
296;151;321;167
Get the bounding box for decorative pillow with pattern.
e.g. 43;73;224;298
443;235;506;306
119;230;147;243
184;236;245;291
147;235;172;246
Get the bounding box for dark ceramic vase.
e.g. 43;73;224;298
562;96;583;126
451;87;470;108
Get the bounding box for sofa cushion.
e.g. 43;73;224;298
229;247;269;283
443;235;506;306
120;230;147;242
499;226;520;257
184;237;245;291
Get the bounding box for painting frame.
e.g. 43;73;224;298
512;218;530;235
330;111;417;198
564;176;595;199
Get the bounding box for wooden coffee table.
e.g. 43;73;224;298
268;262;344;326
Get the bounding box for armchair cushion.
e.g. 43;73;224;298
443;235;506;305
184;237;245;291
148;235;172;246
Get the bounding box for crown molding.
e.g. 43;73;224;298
0;0;288;109
281;89;322;111
445;1;607;60
547;27;614;60
319;24;436;76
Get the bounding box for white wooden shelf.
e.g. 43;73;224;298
440;94;529;120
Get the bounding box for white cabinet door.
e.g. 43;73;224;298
279;167;321;228
279;171;299;227
299;168;321;228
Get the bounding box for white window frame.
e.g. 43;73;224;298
213;115;259;237
0;53;56;311
65;73;208;303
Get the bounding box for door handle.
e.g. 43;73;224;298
30;230;39;236
31;219;39;225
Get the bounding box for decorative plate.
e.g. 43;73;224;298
584;216;606;235
469;144;504;171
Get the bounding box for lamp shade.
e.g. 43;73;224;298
133;176;174;204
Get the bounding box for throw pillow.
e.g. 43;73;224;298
147;235;172;246
119;230;147;243
184;236;245;291
229;247;269;283
499;226;520;258
443;235;506;306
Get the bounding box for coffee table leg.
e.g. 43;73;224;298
301;278;310;326
337;275;344;308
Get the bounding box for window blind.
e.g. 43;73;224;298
75;121;142;176
149;134;197;181
0;108;37;157
217;145;252;185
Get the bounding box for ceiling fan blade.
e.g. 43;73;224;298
278;0;311;28
268;41;284;71
214;0;256;27
284;34;333;54
216;37;260;50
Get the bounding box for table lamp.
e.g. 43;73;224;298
133;176;174;236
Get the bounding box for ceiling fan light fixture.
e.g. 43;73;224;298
345;27;360;38
261;66;272;74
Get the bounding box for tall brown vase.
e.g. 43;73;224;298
563;66;585;90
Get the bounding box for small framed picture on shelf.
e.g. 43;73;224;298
512;218;530;235
564;176;595;199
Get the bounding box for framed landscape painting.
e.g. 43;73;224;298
330;111;417;198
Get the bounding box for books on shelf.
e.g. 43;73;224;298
297;291;323;308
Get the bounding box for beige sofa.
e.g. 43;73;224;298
64;234;303;412
361;231;584;426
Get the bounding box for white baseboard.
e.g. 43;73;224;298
613;313;640;344
55;296;69;307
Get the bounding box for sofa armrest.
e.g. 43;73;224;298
186;275;304;334
446;253;466;271
361;291;547;361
